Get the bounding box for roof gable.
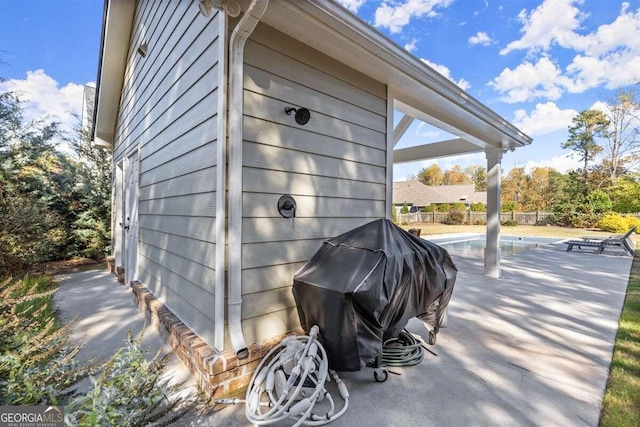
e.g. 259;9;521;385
393;180;486;205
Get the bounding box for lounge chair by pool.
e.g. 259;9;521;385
565;226;636;256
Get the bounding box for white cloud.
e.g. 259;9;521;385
500;0;585;55
404;38;419;52
421;58;471;90
567;50;640;91
468;31;492;46
568;3;640;56
335;0;367;13
374;0;455;34
512;102;577;136
415;122;441;138
489;57;573;103
498;1;640;95
524;154;582;173
0;69;89;135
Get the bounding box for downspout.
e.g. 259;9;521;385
214;10;228;353
227;0;269;357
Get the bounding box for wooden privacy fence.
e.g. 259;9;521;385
398;211;555;225
397;211;640;225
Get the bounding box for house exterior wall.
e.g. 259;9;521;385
236;24;388;346
111;1;221;348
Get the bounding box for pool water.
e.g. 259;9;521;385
438;238;539;257
428;234;561;257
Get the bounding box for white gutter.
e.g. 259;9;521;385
227;0;269;358
213;10;228;353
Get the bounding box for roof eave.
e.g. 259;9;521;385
261;0;532;150
93;0;135;151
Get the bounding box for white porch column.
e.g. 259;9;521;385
485;148;502;278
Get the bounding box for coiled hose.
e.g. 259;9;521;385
381;329;424;367
226;325;348;426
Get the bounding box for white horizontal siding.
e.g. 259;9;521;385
139;228;215;268
242;262;305;295
243;116;385;166
244;91;385;150
242;217;372;244
225;307;301;351
243;194;385;218
140;117;217;173
243;142;385;183
243;168;386;201
244;64;385;133
140;142;217;187
139;193;215;217
242;239;326;270
248;24;386;101
112;2;221;352
139;266;215;348
139;243;215;292
139;215;216;243
140;167;216;201
115;2;214;155
240;23;387;343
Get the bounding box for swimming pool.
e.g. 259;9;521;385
427;234;562;257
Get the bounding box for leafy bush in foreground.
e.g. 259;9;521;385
65;330;191;427
0;276;94;405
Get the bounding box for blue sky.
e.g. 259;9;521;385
1;0;639;179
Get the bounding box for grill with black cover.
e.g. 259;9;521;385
292;219;457;372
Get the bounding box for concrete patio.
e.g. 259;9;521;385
55;239;632;426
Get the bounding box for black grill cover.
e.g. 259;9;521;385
292;219;457;371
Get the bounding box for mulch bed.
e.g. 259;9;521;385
29;258;105;277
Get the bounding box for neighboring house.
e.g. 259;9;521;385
91;0;530;395
393;180;486;210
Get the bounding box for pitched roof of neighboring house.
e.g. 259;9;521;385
393;180;487;206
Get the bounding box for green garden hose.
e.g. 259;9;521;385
381;329;425;367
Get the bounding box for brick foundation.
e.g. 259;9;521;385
116;268;125;284
129;281;303;398
106;256;116;273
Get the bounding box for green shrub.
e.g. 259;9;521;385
586;190;612;213
470;203;486;212
443;210;465;225
599;213;633;233
392;205;397;223
502;201;518;212
553;203;601;228
65;330;191;427
474;219;487;225
437;203;451;212
400;202;410;214
423;204;436;212
73;210;111;259
0;276;95;405
501;220;518;227
0;194;68;275
451;202;466;211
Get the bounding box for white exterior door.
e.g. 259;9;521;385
124;150;139;284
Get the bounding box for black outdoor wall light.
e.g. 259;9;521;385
285;106;311;126
278;195;297;218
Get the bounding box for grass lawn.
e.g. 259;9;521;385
399;223;640;245
600;253;640;427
